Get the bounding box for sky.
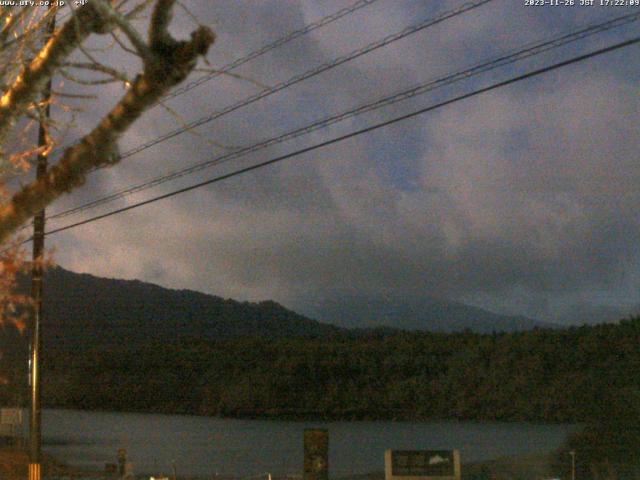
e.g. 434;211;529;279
27;0;640;327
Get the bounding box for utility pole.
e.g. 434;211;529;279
569;450;576;480
29;7;56;480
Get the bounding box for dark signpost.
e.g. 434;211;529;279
385;450;461;480
304;429;329;480
118;448;127;478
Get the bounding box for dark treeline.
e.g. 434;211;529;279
553;393;640;480
35;317;640;424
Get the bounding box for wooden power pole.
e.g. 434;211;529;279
29;7;56;480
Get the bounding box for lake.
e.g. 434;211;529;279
40;409;575;477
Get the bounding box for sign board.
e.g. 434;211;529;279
1;408;23;425
385;450;460;480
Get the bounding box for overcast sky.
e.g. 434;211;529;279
34;0;640;326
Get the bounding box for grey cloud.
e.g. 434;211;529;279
46;1;640;326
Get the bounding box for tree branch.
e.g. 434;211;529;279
91;0;152;59
0;2;116;165
0;0;215;244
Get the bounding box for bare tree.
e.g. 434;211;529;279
0;0;215;323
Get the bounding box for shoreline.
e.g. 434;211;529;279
0;448;555;480
43;405;580;426
132;454;555;480
0;447;102;479
331;453;554;480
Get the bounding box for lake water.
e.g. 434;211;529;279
40;409;576;478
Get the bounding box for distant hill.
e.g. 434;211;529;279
551;303;640;326
34;267;344;351
302;295;558;333
6;267;640;423
10;266;557;355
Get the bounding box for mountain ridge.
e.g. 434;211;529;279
301;294;558;333
15;266;560;352
34;266;343;350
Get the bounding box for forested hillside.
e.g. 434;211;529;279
29;267;553;347
14;267;345;354
38;317;640;423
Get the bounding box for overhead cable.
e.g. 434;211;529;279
45;11;640;222
37;35;640;239
162;0;383;102
112;0;495;160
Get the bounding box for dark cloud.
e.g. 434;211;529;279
38;0;640;326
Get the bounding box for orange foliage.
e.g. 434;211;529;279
0;242;32;329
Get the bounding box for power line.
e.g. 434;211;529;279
41;0;382;160
38;35;640;239
46;0;491;166
25;0;495;232
161;0;383;103
109;0;495;161
45;11;640;223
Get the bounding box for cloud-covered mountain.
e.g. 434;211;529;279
21;267;559;354
300;294;558;333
